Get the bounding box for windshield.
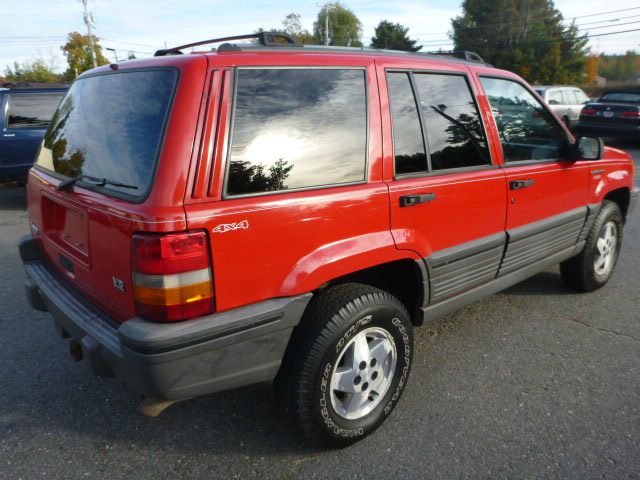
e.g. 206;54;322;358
37;69;177;199
600;92;640;103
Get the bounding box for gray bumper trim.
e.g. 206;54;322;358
19;235;312;399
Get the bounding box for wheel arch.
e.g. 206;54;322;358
603;187;631;222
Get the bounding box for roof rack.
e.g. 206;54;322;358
155;31;301;56
427;50;488;65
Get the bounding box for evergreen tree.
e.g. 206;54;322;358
370;20;422;52
451;0;588;84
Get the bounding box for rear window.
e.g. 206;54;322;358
7;93;63;128
226;68;367;196
600;92;640;103
37;69;177;199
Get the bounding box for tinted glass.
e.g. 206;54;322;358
480;77;566;162
414;73;490;171
548;91;563;105
38;70;177;198
600;92;640;103
387;72;427;175
227;69;367;196
7;94;63;128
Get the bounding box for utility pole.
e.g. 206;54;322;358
318;3;336;46
82;0;97;68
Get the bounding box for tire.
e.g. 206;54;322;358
275;283;413;447
560;201;623;291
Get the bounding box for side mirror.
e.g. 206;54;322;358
571;136;604;160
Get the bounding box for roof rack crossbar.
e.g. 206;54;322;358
426;50;488;64
154;31;301;56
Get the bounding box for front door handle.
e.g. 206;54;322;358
510;179;535;190
399;193;436;207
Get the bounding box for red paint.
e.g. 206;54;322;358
26;50;636;322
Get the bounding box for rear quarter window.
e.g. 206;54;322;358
225;68;367;196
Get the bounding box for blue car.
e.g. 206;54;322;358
0;84;68;181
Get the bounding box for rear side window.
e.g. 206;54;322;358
480;77;566;162
226;68;367;196
387;72;427;175
413;73;490;171
38;69;177;199
7;94;63;128
548;90;563;105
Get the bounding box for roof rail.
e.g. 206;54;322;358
154;31;301;56
427;50;488;65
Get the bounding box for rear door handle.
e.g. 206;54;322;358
510;179;535;190
399;193;436;207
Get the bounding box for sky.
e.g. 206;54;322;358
1;0;639;74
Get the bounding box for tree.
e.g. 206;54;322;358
585;55;601;84
4;57;61;83
451;0;589;84
370;20;421;52
282;13;314;44
313;3;363;47
60;31;109;80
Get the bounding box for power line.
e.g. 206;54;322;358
410;5;640;36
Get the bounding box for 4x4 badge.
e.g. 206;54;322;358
212;220;249;233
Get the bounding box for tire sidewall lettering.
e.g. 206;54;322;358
317;311;412;439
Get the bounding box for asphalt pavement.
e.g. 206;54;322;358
1;141;639;479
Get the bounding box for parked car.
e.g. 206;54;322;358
19;32;638;447
0;84;67;181
534;85;590;130
577;89;640;139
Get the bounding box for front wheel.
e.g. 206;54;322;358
275;284;413;447
561;201;623;291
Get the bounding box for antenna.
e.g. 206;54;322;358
81;0;97;68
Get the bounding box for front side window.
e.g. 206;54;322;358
574;90;589;104
7;94;63;128
413;73;490;171
562;90;578;105
480;77;567;162
226;68;367;196
387;72;427;175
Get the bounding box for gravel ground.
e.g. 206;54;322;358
0;141;638;479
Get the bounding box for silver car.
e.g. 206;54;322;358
534;86;590;130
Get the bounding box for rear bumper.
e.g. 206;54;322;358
577;122;640;139
19;235;311;400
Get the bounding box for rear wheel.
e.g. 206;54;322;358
275;283;413;447
561;201;623;291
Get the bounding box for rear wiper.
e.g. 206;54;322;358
58;174;138;192
429;105;489;163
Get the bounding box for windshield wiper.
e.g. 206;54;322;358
57;174;138;192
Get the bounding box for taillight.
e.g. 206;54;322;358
621;110;640;118
132;231;214;322
581;108;597;116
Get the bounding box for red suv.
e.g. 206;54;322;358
19;32;638;446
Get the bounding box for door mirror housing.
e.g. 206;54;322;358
571;136;604;161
